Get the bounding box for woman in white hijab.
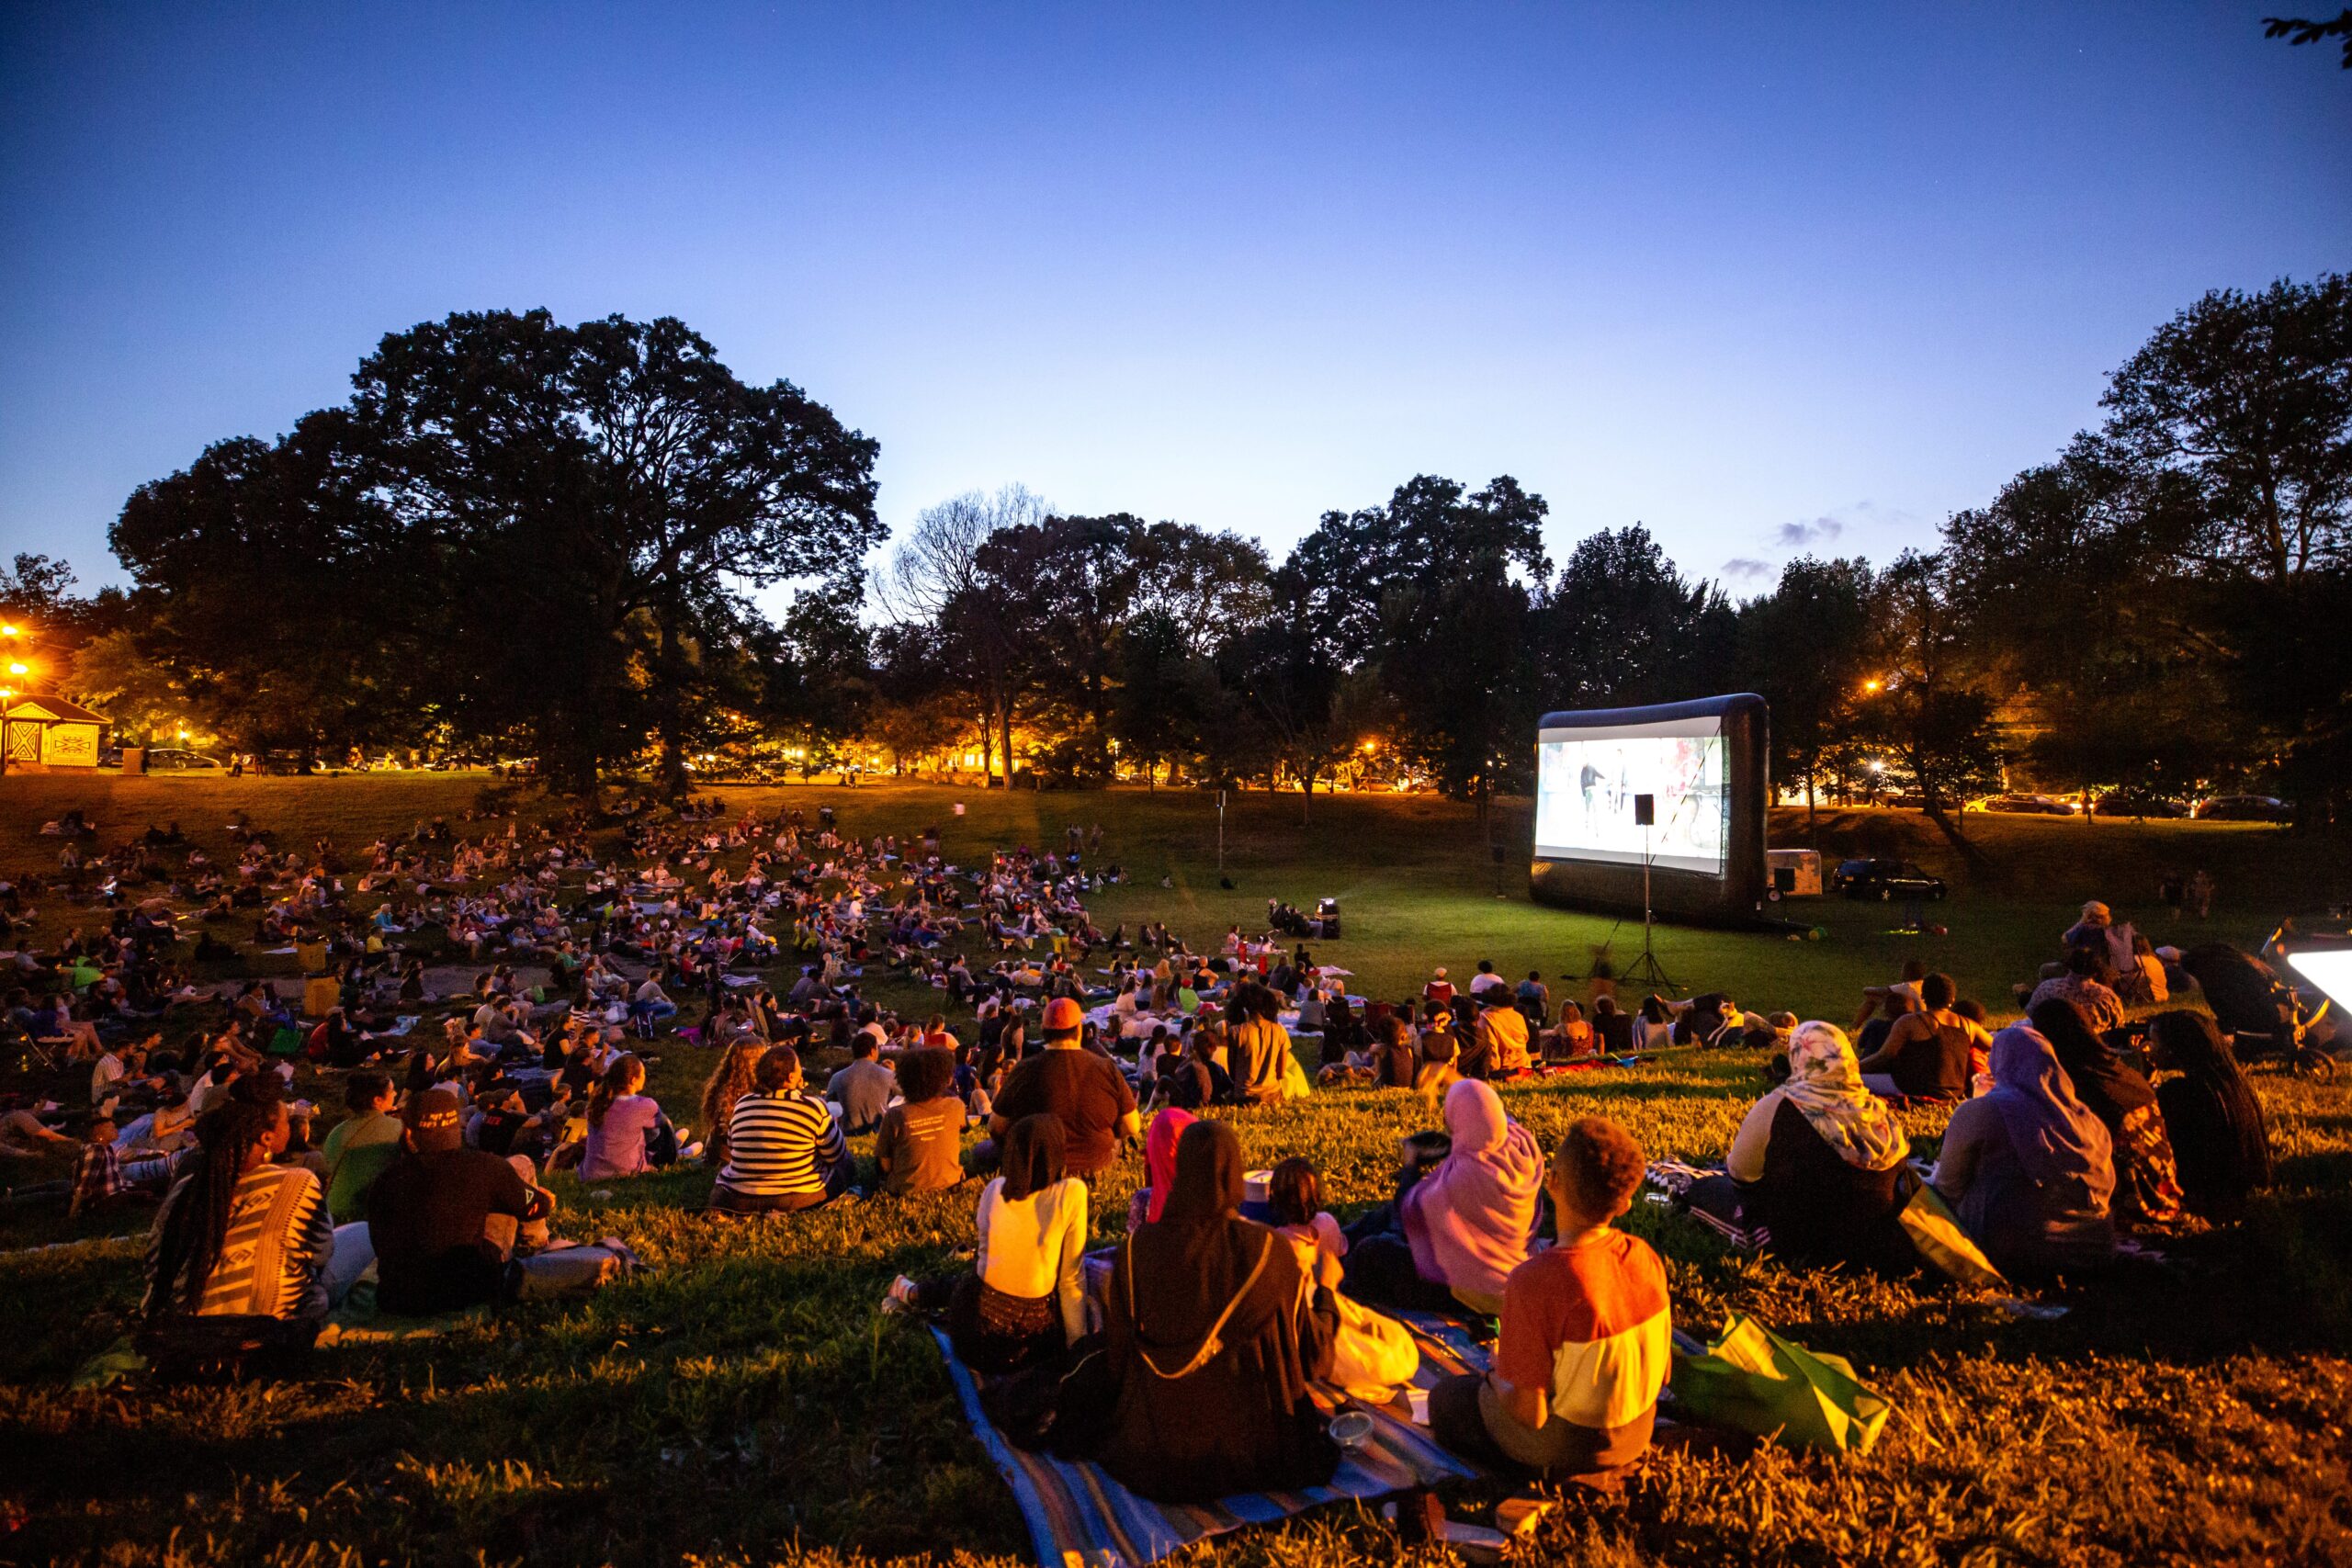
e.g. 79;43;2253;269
1713;1021;1917;1269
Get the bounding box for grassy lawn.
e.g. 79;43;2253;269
0;774;2347;1567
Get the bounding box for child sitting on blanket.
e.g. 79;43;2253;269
1428;1116;1669;1483
1270;1156;1419;1401
1267;1156;1347;1287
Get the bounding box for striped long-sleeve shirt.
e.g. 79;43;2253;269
143;1162;333;1320
718;1090;846;1198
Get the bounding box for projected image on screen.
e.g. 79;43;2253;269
1535;724;1727;875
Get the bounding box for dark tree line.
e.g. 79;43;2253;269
30;276;2349;829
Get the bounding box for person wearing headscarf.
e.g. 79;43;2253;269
888;1114;1088;1373
1700;1021;1917;1270
1343;1079;1544;1316
1093;1119;1340;1502
2029;998;2183;1227
2148;1010;2273;1224
1932;1025;2116;1277
1126;1106;1195;1231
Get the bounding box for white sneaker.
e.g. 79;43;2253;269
880;1274;919;1315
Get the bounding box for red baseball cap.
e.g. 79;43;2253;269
1041;997;1083;1032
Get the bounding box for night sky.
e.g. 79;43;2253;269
4;3;2346;600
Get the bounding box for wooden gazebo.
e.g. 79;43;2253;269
1;694;108;771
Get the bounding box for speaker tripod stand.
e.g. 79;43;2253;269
1618;818;1674;991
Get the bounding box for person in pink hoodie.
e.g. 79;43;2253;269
1340;1078;1544;1316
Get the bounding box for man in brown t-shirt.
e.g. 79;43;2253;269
989;997;1139;1176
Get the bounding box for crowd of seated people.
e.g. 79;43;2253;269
2;792;2311;1517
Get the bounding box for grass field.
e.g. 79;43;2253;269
1;774;2348;1568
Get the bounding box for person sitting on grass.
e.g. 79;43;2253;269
1474;993;1533;1077
1429;1116;1669;1485
696;1040;768;1168
1545;999;1594;1063
1343;1078;1544;1317
1854;972;1981;1101
875;1046;966;1196
708;1045;853;1215
2028;943;2127;1037
1932;1024;2116;1279
321;1071;403;1225
826;1032;897;1136
2148;1010;2274;1224
1690;1021;1915;1271
987;996;1139;1179
71;1113;180;1217
362;1088;631;1313
884;1113;1089;1373
579;1053;683;1180
141;1093;337;1351
1092;1118;1340;1503
2030;998;2183;1228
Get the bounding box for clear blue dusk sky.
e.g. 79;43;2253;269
3;3;2346;604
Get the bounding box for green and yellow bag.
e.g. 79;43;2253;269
1670;1313;1894;1455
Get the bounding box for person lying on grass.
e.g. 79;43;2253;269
1429;1115;1669;1485
70;1114;181;1217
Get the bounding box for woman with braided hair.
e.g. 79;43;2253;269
142;1094;334;1334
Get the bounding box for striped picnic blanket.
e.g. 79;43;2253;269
1645;1159;1770;1250
933;1280;1494;1568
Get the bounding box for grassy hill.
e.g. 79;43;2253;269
0;775;2346;1566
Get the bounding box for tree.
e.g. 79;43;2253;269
1110;608;1209;787
1859;551;2005;858
1537;525;1736;712
1281;475;1550;801
1216;610;1346;818
1735;556;1877;840
2263;10;2352;67
112;413;426;761
1132;523;1272;652
883;485;1047;785
2100;275;2351;586
352;310;882;792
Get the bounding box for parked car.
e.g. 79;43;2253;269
2195;795;2292;822
1976;793;2076;816
2092;791;2190;819
1832;858;1949;901
141;747;226;771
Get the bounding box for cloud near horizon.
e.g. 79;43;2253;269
1721;557;1773;581
1774;516;1845;547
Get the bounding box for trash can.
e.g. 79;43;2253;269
119;747;146;776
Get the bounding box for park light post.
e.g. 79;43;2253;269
0;621;27;778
